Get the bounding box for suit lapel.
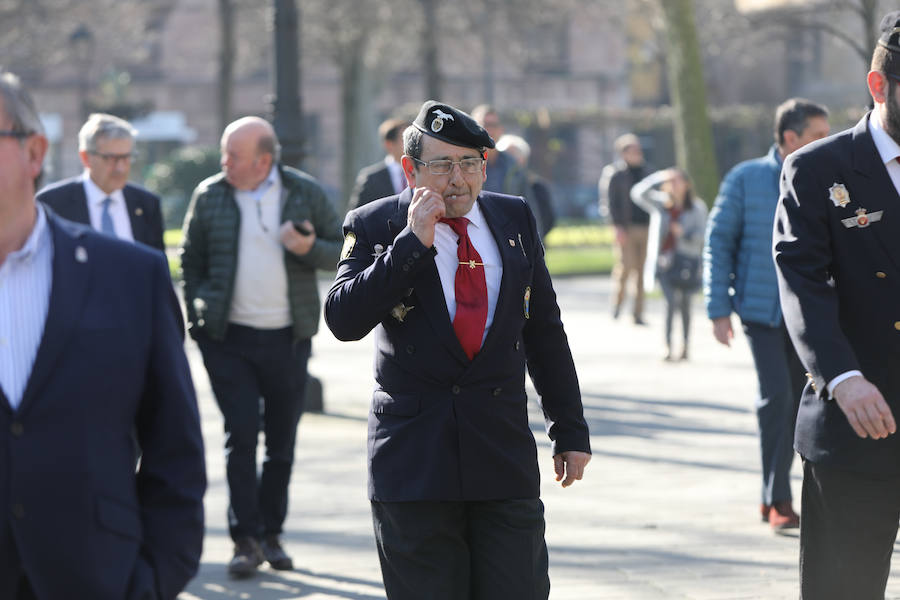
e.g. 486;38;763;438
71;180;91;225
849;114;900;271
123;186;145;245
388;190;468;364
17;214;92;415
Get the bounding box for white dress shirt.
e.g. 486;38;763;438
0;204;53;410
825;111;900;396
82;172;135;242
433;199;503;346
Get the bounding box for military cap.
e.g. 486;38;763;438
412;100;495;150
878;11;900;54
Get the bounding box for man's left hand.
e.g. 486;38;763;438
280;220;316;256
553;451;591;488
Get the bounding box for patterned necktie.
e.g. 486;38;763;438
440;217;488;360
100;197;116;237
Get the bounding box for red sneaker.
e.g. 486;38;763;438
768;501;800;530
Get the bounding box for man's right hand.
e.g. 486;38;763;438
408;187;446;248
711;316;733;347
833;375;897;440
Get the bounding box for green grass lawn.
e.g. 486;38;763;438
165;223;614;279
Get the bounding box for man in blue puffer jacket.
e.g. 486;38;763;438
703;98;829;531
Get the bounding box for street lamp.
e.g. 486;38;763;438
69;24;95;120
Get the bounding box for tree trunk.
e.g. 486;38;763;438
659;0;718;206
421;0;442;99
217;0;234;135
272;0;304;169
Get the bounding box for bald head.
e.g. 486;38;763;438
220;116;280;191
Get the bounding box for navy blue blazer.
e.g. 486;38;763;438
348;161;397;211
0;212;205;599
325;189;590;502
36;176;166;252
775;113;900;474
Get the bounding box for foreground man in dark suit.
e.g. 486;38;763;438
774;13;900;599
0;70;206;600
37;112;165;252
326;101;591;600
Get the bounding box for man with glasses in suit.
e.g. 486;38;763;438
37;113;165;253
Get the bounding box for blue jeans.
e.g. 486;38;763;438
197;324;311;540
742;321;806;505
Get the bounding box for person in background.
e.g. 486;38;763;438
599;133;651;324
631;168;707;361
180;116;343;578
704;97;829;531
495;133;556;238
0;69;205;600
470;104;529;198
348;117;409;210
37;112;165;253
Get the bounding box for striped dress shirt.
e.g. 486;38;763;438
0;204;53;410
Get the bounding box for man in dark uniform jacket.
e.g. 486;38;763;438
325;101;591;600
347;118;409;210
37;113;165;253
773;13;900;598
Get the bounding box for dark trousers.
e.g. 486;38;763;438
658;278;693;350
372;499;549;600
742;321;805;505
800;460;900;599
197;324;311;541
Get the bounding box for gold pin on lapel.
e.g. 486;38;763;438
509;239;516;247
135;207;143;216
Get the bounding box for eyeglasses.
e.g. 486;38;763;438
0;130;33;140
89;151;137;164
410;156;485;175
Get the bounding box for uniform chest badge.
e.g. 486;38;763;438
523;286;531;319
841;207;884;228
829;183;850;208
340;232;356;260
371;243;386;259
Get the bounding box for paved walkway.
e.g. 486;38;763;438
179;275;900;599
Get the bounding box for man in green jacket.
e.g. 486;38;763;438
180;116;342;578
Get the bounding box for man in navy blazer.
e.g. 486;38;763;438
326;101;591;600
774;13;900;598
36;112;165;253
0;72;205;599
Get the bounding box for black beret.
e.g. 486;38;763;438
878;11;900;53
412;100;495;150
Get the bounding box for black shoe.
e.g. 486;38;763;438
261;534;293;571
634;317;647;326
228;537;263;578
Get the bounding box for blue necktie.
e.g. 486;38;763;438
100;197;116;237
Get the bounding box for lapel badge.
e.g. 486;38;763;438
841;208;883;229
341;232;356;260
371;243;385;258
829;183;850;208
134;207;143;216
75;246;88;263
509;239;516;247
390;302;414;323
431;109;454;133
523;286;531;320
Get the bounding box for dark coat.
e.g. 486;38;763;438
0;212;206;599
348;161;397;211
325;189;591;502
775;114;900;474
36;176;165;252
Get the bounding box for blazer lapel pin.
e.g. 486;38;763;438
75;246;88;263
390;302;414;323
841;207;883;229
829;183;850;208
134;207;144;216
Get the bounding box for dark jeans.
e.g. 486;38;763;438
372;499;550;600
658;277;694;350
742;321;805;505
800;460;900;599
197;324;310;540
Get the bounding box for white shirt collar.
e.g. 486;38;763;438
869;110;900;166
82;171;125;206
9;203;49;264
462;197;487;230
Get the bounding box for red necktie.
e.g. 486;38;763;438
440;217;488;360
